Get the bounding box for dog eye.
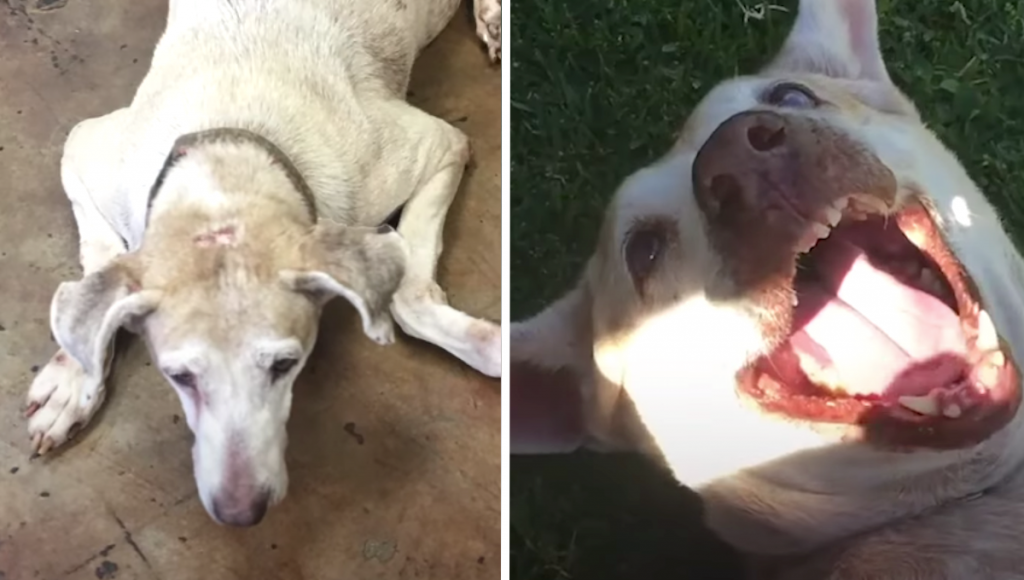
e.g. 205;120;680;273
764;82;819;108
624;224;666;293
270;358;299;380
169;371;197;390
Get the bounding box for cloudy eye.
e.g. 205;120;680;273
764;82;819;109
624;222;668;294
270;358;299;381
169;370;197;390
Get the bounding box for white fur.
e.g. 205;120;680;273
473;0;502;62
26;0;500;527
511;0;1024;576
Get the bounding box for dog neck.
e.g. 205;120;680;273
147;127;318;225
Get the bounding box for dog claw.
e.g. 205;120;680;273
30;431;43;452
38;437;54;455
24;401;40;418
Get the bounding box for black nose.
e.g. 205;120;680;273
212;490;270;527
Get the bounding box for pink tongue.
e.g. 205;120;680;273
791;239;966;396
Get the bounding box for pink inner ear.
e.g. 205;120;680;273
511;362;586;454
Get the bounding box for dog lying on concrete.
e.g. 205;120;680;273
511;0;1024;577
24;0;501;527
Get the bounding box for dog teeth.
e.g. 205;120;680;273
943;403;962;419
794;231;820;254
989;350;1005;367
851;194;889;214
976;310;999;352
811;222;831;240
898;394;940;417
832;197;850;212
822;206;843;227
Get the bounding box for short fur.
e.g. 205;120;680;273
26;0;501;527
510;0;1024;577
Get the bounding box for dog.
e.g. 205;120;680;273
470;0;502;62
24;0;501;528
511;0;1024;577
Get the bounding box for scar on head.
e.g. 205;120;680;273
194;225;239;248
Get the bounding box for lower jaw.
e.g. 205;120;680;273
736;354;1023;450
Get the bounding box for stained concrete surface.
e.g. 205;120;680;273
0;1;501;579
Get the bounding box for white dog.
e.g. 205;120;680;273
511;0;1024;577
25;0;501;528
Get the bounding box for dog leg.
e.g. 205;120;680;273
473;0;501;62
26;113;129;454
388;117;500;378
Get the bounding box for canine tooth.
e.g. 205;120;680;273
943;403;962;419
989;350;1005;367
791;294;799;307
898;395;941;417
811;222;831;239
852;194;889;213
975;360;1001;389
832;197;850;211
976;310;998;351
822;206;843;227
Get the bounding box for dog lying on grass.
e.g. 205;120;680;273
511;0;1024;576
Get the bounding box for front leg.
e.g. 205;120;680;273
472;0;501;62
26;348;115;454
388;113;501;378
26;113;131;455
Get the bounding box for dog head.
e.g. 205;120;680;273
512;0;1024;552
49;135;406;527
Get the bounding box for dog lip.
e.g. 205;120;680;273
738;347;1022;451
856;345;1022;450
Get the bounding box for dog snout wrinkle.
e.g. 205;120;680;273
692;110;897;291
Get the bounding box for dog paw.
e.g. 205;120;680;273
466;319;501;378
24;350;105;455
474;0;501;63
366;317;396;346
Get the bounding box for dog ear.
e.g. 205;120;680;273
766;0;891;84
51;259;160;382
282;223;407;345
511;282;595;454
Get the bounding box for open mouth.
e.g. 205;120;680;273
738;197;1021;448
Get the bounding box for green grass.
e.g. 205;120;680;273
510;0;1024;578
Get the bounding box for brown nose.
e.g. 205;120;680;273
692;111;797;224
691;110;896;290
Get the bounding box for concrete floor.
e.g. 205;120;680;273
0;1;501;579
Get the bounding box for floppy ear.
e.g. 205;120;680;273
511;283;595;454
282;223;407;345
51;259;161;382
766;0;891;83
